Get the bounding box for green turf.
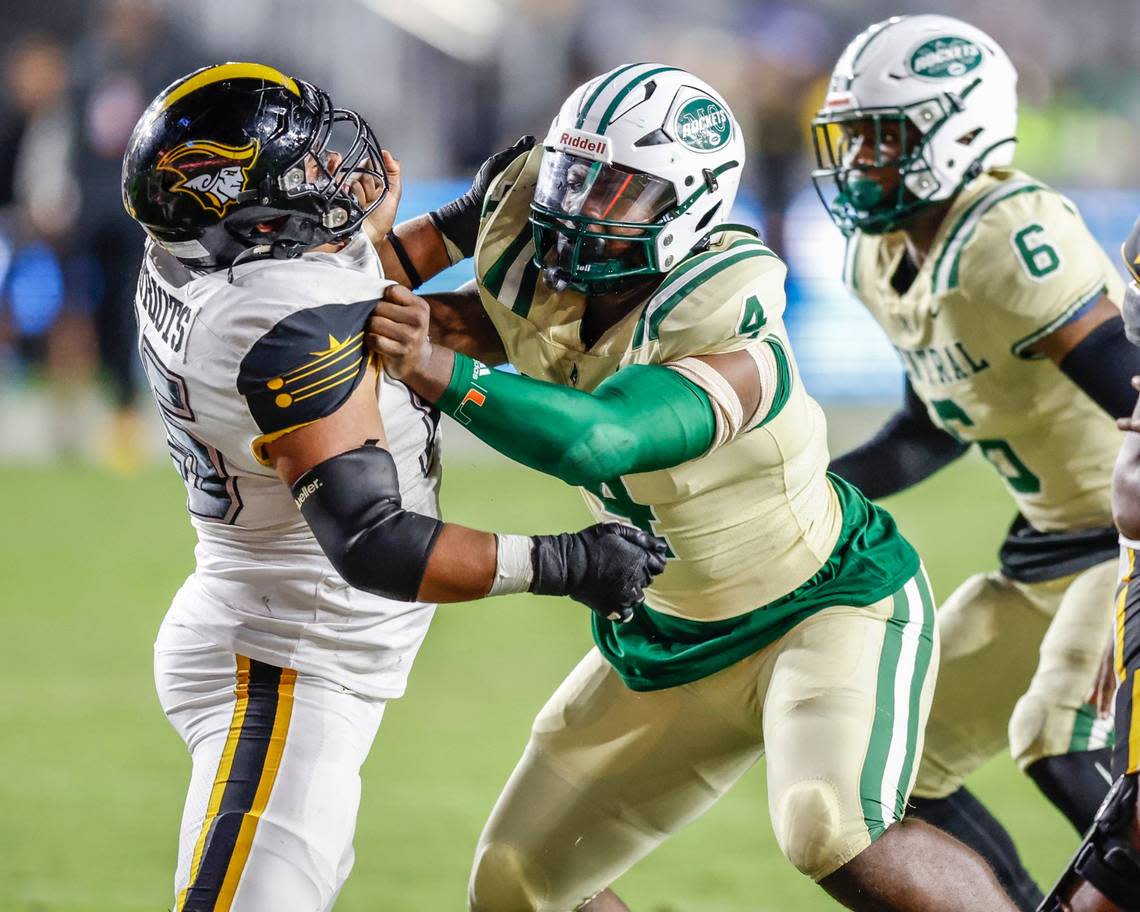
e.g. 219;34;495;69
0;452;1080;911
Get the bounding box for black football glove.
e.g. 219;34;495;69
429;135;536;259
530;522;669;623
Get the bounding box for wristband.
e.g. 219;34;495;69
488;534;535;596
387;230;424;289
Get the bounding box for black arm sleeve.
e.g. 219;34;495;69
1058;315;1140;418
829;380;968;500
292;444;444;601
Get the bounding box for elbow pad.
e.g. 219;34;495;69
292;444;444;601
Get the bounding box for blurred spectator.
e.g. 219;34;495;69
70;0;200;470
0;33;94;458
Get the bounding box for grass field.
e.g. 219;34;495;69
0;451;1081;911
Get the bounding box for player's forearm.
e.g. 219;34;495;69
830;410;967;499
379;215;454;289
428;351;716;486
416;523;497;601
424;286;509;365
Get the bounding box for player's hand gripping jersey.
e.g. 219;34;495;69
844;169;1125;533
136;232;440;698
471;147;918;690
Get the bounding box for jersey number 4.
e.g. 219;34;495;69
140;339;242;524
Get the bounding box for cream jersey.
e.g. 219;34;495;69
473;147;846;623
135;232;441;699
845;168;1125;533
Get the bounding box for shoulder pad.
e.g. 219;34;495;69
931;179;1085;296
482;146;540;222
238;299;376;438
633;232;785;357
1124;216;1140;283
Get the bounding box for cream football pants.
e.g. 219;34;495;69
913;558;1117;799
154;619;386;912
468;569;939;911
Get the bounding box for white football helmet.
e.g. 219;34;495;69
811;15;1018;235
530;63;745;292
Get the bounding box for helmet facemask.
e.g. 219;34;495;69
229;82;389;260
811;101;955;236
530;151;680;294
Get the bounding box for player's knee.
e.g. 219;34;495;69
468;839;544;912
1008;690;1050;769
773;778;853;881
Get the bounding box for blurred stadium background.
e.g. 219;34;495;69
1;0;1138;909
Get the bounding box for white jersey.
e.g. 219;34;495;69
135;233;441;698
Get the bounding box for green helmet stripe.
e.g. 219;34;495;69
575;63;644;129
595;66;682;134
848;17;906;79
672;160;740;216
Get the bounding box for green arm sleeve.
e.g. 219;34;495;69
436;352;716;486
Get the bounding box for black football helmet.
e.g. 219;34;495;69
122;62;387;269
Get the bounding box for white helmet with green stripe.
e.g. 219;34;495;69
531;63;744;293
811;15;1018;235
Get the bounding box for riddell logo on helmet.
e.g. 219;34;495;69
554;130;612;162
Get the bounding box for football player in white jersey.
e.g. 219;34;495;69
120;63;666;912
366;64;1024;911
810;15;1140;910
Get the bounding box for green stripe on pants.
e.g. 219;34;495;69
859;571;937;839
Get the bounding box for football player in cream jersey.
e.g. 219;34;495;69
368;64;1022;910
811;15;1140;909
121;63;665;912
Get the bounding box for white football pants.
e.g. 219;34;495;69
154;618;386;912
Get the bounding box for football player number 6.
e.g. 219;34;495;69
1012;223;1061;280
931;398;1042;494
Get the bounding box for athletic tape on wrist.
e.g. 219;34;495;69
489;534;534;596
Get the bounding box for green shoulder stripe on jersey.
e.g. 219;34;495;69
632;239;776;348
592;474;921;691
930;180;1044;294
758;337;792;426
512;260;541;317
596;66;681;134
482;224;534;299
1010;283;1106;359
576;63;642;129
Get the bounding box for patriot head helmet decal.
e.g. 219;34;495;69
156;139;260;217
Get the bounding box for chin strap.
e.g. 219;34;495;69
226;244;274;283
